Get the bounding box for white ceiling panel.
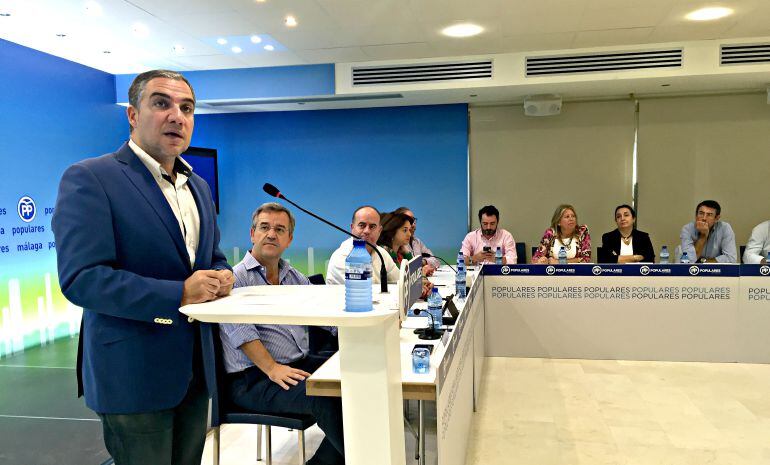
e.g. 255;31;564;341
295;47;369;64
498;32;577;53
361;42;437;61
573;27;655;49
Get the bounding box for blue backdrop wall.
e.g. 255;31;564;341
191;104;469;274
0;38;126;354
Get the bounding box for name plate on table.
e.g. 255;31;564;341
481;264;741;277
740;264;770;277
398;255;424;321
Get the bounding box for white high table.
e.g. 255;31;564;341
180;285;407;465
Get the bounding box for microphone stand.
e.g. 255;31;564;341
412;308;443;340
421;253;457;273
263;183;388;293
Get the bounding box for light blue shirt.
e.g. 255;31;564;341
219;253;318;374
680;221;737;263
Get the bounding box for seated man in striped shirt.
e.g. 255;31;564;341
219;202;343;465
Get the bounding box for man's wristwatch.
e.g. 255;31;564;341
699;257;708;263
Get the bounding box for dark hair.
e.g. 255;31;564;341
393;206;414;219
377;212;413;249
351;205;380;223
614;204;636;218
695;200;721;216
478;205;499;223
128;69;195;109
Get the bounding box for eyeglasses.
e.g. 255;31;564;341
254;224;289;236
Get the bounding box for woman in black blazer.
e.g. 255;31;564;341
599;204;655;263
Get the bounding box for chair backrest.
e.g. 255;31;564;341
531;246;538;261
515;242;526;264
740;245;746;263
210;325;228;427
307;273;325;285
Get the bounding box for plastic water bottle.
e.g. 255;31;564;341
558;246;567;265
495;246;503;265
680;251;691;264
344;239;373;312
456;257;467;300
766;251;770;263
457;250;464;269
660;246;670;264
427;287;443;331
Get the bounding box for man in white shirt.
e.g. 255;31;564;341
325;206;400;284
743;220;770;264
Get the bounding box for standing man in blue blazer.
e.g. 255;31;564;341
52;69;234;465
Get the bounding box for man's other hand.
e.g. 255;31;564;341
268;364;311;390
215;269;235;297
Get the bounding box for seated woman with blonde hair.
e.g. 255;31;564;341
532;204;591;264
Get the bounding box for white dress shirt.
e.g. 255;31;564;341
325;237;400;284
743;220;770;264
129;139;200;268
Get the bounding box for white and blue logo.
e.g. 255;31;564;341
545;265;556;275
501;266;511;275
17;196;36;223
592;266;602;276
689;266;700;276
760;266;770;276
640;266;651;276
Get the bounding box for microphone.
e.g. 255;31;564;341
421;253;457;273
262;183;388;293
412;308;443;340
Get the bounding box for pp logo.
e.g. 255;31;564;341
640;266;651;276
501;266;511;275
760;266;770;276
592;266;602;276
17;196;36;223
545;266;556;275
689;266;700;276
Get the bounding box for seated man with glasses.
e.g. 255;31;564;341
219;202;344;465
325;205;401;284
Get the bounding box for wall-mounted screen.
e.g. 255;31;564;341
182;146;219;213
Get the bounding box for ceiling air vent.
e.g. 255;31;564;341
352;60;493;86
721;43;770;65
526;49;682;77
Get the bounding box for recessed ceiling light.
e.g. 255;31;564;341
255;0;266;3
685;6;733;21
84;1;103;17
250;35;262;44
231;46;242;53
172;44;185;54
441;23;483;38
264;44;274;51
131;22;149;39
217;37;228;45
285;15;297;27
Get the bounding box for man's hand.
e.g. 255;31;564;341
471;251;493;264
695;219;710;237
533;256;549;264
422;264;436;276
267;363;311;390
181;270;222;306
215;269;235;297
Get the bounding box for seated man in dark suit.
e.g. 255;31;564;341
219;202;343;465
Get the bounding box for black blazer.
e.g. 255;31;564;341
599;229;655;263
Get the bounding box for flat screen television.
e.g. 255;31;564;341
182;146;219;213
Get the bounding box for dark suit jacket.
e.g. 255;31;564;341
52;142;230;414
599;229;655;263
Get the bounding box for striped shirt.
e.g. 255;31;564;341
219;253;313;374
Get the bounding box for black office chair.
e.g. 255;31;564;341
531;246;538;261
740;245;746;264
211;326;316;465
307;273;325;285
515;242;527;264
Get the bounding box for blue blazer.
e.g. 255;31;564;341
52;142;230;414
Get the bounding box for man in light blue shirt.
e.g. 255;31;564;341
680;200;737;263
219;202;343;465
743;220;770;264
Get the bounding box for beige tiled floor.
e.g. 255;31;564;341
466;357;770;465
201;357;770;465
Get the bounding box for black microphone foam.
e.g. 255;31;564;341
262;183;282;198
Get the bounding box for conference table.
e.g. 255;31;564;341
306;262;770;465
183;261;770;465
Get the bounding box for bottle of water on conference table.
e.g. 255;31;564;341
345;239;372;312
456;255;467;300
427;287;443;331
660;246;670;264
680;251;691;264
558;246;568;265
495;246;503;265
